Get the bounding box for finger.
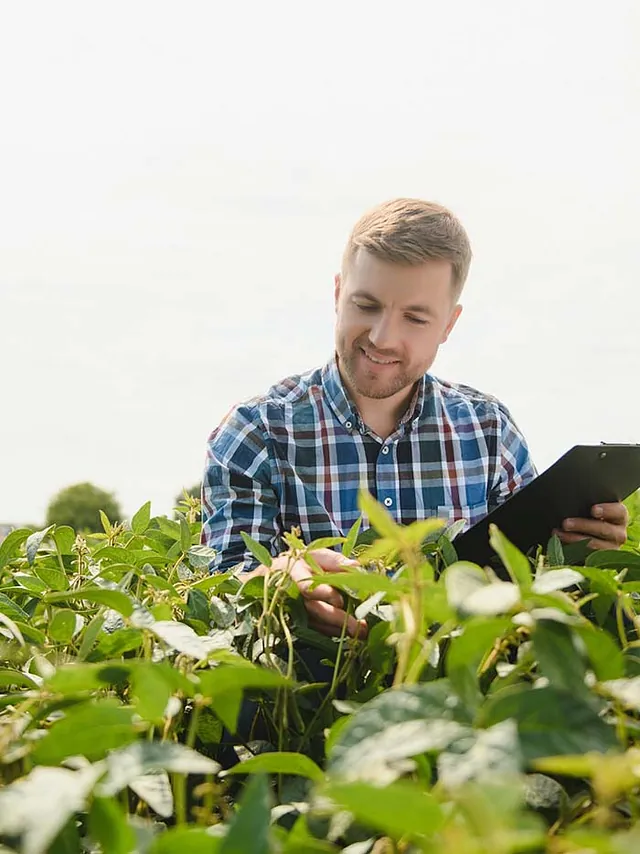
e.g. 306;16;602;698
591;502;629;526
305;599;368;639
555;530;619;551
561;517;626;545
290;560;344;607
308;548;360;573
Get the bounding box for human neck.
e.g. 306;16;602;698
347;381;416;441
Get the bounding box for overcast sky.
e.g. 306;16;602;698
1;1;638;525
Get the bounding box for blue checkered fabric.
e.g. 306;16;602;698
201;356;537;572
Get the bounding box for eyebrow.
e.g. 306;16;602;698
351;290;435;316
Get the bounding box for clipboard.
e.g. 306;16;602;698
453;444;640;567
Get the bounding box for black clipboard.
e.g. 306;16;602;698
453;444;640;567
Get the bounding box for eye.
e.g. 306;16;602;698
355;302;378;313
406;315;428;326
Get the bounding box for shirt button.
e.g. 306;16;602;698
345;421;352;429
384;497;393;507
381;445;389;455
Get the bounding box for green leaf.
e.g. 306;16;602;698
89;629;141;662
155;516;182;540
0;764;102;854
479;684;617;760
100;509;113;534
187;544;218;570
0;592;29;622
198;665;289;733
0;668;40;689
209;595;235;629
46;661;132;694
151;620;228;660
531;754;596;778
129;773;174;819
585;549;640;580
358;489;399;538
49;817;82;854
240;531;272;567
186;588;210;625
92;546;137;565
77;614;105;660
179;515;192;553
221;752;323;782
13;572;49;594
131;663;174;722
208;689;243;734
48;609;79;644
443;564;520;616
88;797;136;854
532;619;589;699
0;527;31;571
309;570;406;599
575;624;624;681
13;620;45;644
546;534;565;567
323;779;444;841
438;719;522;788
98;741;220;799
437;534;458;567
306;536;346;550
53;526;76;555
25;525;54;565
443;562;486;604
531;568;584;594
34;564;70;591
45;587;133;616
446;617;511;708
489;524;532;589
149;827;222;854
328;681;471;783
131;501;152;535
342;516;362;558
32;699;138;764
220;774;271;854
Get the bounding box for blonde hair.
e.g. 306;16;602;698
342;198;472;294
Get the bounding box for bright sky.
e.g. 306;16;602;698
1;1;639;525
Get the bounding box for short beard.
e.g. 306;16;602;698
339;345;416;400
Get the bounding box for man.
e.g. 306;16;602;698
202;198;628;638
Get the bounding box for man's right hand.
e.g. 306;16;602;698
243;547;368;640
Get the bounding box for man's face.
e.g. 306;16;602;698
334;250;463;401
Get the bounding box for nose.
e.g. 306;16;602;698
368;312;401;353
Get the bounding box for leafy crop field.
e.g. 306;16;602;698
2;491;640;853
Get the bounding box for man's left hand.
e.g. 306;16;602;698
554;502;629;551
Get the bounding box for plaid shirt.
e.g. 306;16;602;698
201;356;537;572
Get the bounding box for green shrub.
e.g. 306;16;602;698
1;494;640;852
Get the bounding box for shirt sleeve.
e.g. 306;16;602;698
487;403;538;512
201;404;281;573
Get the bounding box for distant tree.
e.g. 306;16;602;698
46;482;122;533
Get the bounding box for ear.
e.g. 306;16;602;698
441;303;463;344
334;273;342;311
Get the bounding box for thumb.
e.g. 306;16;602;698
309;547;359;573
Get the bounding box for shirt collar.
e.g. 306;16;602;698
322;354;428;434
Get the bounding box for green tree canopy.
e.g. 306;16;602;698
46;482;122;532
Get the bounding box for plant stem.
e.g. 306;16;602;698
173;699;201;825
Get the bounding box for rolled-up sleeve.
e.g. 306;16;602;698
488;403;538;512
201;405;281;573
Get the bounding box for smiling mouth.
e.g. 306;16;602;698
361;348;400;366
